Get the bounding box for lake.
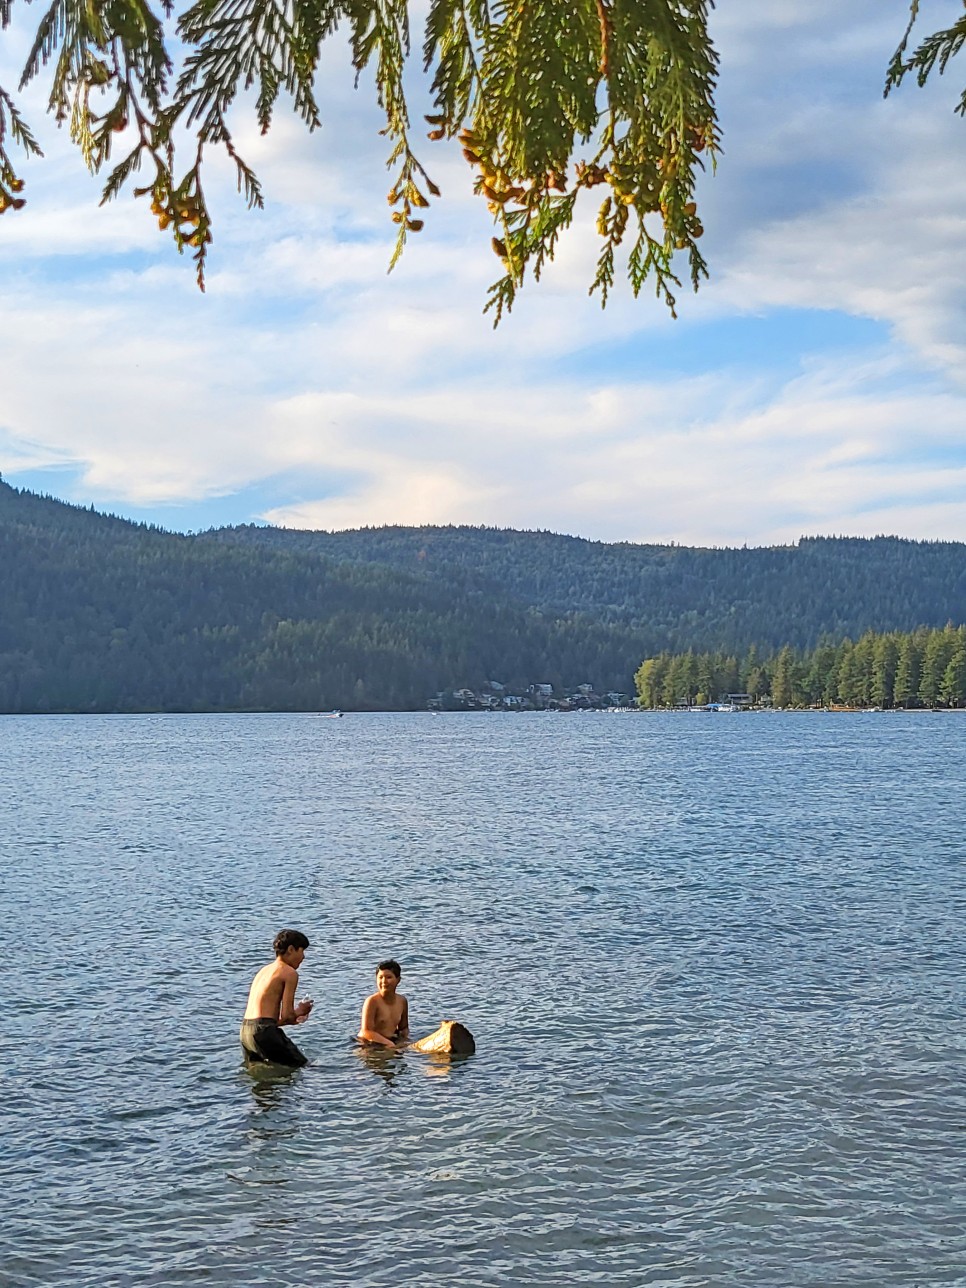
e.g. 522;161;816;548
3;711;965;1286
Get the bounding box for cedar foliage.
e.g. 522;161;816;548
1;2;960;313
0;0;718;314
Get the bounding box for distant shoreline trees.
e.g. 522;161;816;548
634;624;966;710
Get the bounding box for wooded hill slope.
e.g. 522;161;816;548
2;478;965;712
205;523;966;652
0;482;643;712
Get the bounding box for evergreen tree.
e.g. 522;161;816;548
804;644;838;707
893;634;922;708
1;3;961;314
833;640;856;706
848;632;876;707
940;633;966;708
717;654;741;699
695;652;716;705
919;627;956;707
771;645;801;708
668;652;701;705
871;634;899;708
744;666;769;704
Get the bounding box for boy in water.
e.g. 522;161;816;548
240;928;314;1067
357;959;409;1048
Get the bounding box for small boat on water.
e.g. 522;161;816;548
318;710;343;718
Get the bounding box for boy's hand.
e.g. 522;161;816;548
295;998;314;1021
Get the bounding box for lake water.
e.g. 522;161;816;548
3;711;965;1287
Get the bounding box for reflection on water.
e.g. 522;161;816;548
352;1043;410;1088
242;1062;303;1116
5;712;966;1287
352;1043;474;1083
420;1054;459;1077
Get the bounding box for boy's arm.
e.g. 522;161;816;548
358;994;396;1047
397;997;409;1039
278;966;300;1026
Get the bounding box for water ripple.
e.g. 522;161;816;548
2;712;965;1286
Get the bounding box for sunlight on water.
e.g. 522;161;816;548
3;711;966;1286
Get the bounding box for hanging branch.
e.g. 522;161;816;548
5;0;723;318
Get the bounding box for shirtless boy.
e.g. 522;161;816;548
240;929;314;1067
357;959;409;1048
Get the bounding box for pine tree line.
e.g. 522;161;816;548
635;625;966;710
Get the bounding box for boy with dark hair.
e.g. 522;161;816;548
240;928;314;1067
357;959;409;1048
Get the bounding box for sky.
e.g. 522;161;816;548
2;1;966;547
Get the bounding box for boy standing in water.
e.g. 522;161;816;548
357;959;409;1048
240;929;314;1067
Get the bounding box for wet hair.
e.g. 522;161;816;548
274;928;310;956
376;959;402;979
447;1022;476;1056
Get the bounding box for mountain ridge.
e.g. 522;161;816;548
201;520;966;651
2;478;965;712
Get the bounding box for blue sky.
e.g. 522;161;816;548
2;1;966;545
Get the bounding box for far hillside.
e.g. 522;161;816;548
204;524;966;653
4;478;966;713
0;481;644;712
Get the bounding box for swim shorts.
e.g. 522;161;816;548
240;1018;308;1068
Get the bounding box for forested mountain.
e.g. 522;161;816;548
0;481;644;712
204;524;966;652
2;479;966;713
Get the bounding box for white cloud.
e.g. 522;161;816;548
245;350;966;545
708;97;966;375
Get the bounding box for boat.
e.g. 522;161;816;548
318;710;343;718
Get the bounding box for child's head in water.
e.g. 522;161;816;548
376;960;401;997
